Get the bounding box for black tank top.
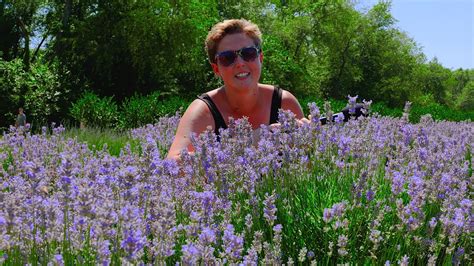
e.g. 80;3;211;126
198;86;283;136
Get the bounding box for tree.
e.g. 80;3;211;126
0;0;22;60
2;0;44;70
457;80;474;111
418;58;451;105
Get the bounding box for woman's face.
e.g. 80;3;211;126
211;33;263;92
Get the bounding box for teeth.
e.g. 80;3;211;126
236;72;249;77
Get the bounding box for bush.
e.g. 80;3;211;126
24;60;68;129
70;91;119;128
457;81;474;111
117;91;188;129
117;91;162;129
0;58;23;130
0;58;68;131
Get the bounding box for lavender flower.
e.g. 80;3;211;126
0;101;472;264
399;254;409;266
53;254;64;266
221;224;244;262
182;242;201;264
199;227;216;245
242;247;258;265
120;228;146;261
308;102;321;124
452;247;464;266
263;192;277;226
298;247;307;263
323;208;333;223
347;95;358;114
337;234;348;257
391;171;405;195
366;189;375;202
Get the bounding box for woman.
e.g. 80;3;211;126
167;19;308;159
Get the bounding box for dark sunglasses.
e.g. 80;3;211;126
215;46;260;67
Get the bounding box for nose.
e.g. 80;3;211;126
234;54;246;67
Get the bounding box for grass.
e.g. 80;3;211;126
62;127;139;156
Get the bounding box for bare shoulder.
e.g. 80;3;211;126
179;99;215;134
166;99;214;159
281;89;304;119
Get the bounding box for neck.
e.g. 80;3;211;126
222;84;260;116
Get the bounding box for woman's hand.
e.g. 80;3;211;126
298;117;310;126
268;116;311;132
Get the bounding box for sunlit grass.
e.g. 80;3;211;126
62;127;139;156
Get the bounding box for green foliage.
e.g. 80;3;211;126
0;1;22;61
368;101;474;123
117;91;188;129
300;96;473;123
300;97;347;116
24;59;67;128
47;0;219;100
0;57;66;130
1;0;473;126
0;58;22;128
456;81;474;111
69;90;188;130
417;59;451;105
62;127;138;157
350;2;423;107
1;0;46;70
118;92;161;129
370;102;402;118
70;91;119;128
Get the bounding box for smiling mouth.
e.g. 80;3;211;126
235;72;250;78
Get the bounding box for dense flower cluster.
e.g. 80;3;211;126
0;101;472;264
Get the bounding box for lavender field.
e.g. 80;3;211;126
0;103;472;265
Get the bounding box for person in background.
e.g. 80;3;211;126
15;107;26;128
167;19;309;159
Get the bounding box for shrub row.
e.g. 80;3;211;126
71;92;473;130
70;91;188;129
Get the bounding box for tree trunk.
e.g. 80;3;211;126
31;33;48;63
17;17;30;71
23;33;30;70
54;0;72;56
63;0;72;30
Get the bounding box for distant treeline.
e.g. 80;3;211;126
1;0;473;129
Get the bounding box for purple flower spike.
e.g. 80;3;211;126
182;242;201;264
366;189;375;202
347;95;358;114
323;208;333;223
452;247;464;266
308;102;321;123
263;192;277;226
121;228;146;261
199;227;216;245
54;254;64;266
222;224;244;262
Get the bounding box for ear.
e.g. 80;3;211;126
259;50;264;63
211;62;220;77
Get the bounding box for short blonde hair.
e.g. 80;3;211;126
205;19;262;63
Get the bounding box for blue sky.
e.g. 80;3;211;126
356;0;473;70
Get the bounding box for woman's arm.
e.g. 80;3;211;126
166;100;215;160
281;90;310;123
